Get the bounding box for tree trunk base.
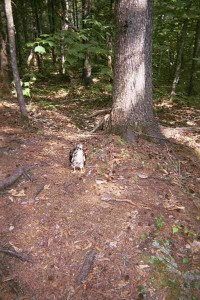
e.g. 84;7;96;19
91;114;166;144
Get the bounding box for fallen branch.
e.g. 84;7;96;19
0;166;31;191
100;196;135;206
0;249;32;262
76;249;96;285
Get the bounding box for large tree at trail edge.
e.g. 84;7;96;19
110;0;162;142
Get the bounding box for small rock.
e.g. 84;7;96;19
21;201;28;205
9;225;15;231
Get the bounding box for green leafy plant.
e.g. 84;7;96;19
12;74;36;98
172;225;182;234
141;233;147;240
155;215;165;230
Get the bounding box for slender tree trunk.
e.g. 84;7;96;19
21;0;28;43
4;0;28;122
72;0;76;27
60;0;69;75
0;14;10;94
82;0;92;85
75;0;79;29
170;20;188;100
110;0;161;143
32;0;41;37
188;20;200;96
30;0;43;70
13;2;23;67
48;0;56;64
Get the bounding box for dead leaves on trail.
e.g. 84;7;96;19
0;98;200;299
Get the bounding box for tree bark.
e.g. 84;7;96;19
59;0;70;75
48;0;56;64
13;2;23;67
170;20;188;100
188;20;200;96
21;0;28;43
0;13;10;94
82;0;92;86
32;0;41;37
4;0;28;122
72;0;79;28
110;0;161;143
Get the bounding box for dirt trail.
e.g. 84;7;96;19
0;93;199;300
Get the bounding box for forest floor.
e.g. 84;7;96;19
0;77;200;300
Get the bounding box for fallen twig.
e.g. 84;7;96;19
0;166;31;191
76;249;96;285
33;184;45;199
100;196;135;206
0;249;32;262
87;108;111;118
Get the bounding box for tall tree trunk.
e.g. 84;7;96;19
21;0;28;43
82;0;92;86
110;0;161;143
188;20;200;96
72;0;78;28
32;0;41;37
30;0;43;70
4;0;28;122
48;0;56;64
75;0;79;29
13;2;23;67
170;20;188;100
60;0;69;75
0;13;10;94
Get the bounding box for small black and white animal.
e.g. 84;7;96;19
69;143;86;172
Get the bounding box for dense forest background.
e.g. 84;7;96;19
0;0;199;106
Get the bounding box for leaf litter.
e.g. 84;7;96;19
0;88;199;299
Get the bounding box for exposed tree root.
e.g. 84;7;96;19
91;114;167;143
87;108;111;118
0;249;32;262
90;114;111;133
0;166;31;191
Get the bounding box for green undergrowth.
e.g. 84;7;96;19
144;239;200;300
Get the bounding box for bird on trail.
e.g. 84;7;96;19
69;143;86;172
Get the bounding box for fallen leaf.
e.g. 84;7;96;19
137;173;149;179
83;242;92;250
9;189;26;197
138;264;150;269
117;280;128;288
190;240;200;254
95;179;107;185
44;184;50;190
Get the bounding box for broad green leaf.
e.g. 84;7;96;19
22;88;31;97
172;226;180;234
34;45;46;54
